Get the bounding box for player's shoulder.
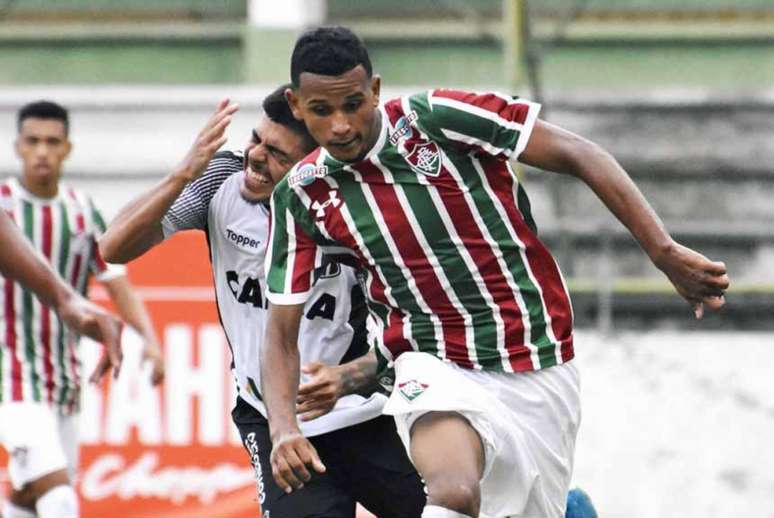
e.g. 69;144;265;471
205;149;243;177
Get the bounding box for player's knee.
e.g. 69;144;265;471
425;476;480;516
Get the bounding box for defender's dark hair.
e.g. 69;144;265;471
262;84;316;152
17;100;69;135
290;26;372;87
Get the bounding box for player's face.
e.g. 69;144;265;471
241;115;308;203
288;65;381;163
15;118;71;188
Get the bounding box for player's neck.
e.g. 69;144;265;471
20;176;59;199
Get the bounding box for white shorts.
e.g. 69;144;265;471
383;352;581;518
0;402;79;490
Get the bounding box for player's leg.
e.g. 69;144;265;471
325;414;426;517
0;403;79;518
231;396;355;518
410;411;485;518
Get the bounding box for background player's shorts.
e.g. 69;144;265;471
0;402;79;490
231;396;425;518
383;352;581;518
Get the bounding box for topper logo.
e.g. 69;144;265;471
311;191;341;219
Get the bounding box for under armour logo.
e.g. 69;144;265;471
311;191;341;219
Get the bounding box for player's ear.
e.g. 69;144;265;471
285;87;303;121
370;74;381;107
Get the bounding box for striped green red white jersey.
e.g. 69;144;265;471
0;178;122;413
266;89;574;373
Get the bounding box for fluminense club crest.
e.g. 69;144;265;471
398;379;429;402
404;141;441;177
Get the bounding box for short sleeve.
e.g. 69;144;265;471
265;183;319;305
161;151;242;238
412;89;541;161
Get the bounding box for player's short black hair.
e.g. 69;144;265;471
290;26;372;87
262;84;316;152
17;100;69;135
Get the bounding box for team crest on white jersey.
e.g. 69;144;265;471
404;141;441;177
311;190;341;220
288;163;328;188
398;379;429;402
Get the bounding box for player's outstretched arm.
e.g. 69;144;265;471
0;210;124;378
520;120;729;318
261;303;326;493
100;99;238;263
296;349;379;421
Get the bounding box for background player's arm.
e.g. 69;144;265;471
296;349;379;421
261;302;326;492
0;210;123;377
520;120;729;317
100;99;238;263
98;275;164;385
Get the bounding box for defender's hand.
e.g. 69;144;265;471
270;430;326;493
297;362;344;421
654;241;730;319
173;98;239;182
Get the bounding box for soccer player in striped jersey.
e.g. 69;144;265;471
99;88;425;517
0;101;163;518
260;27;730;518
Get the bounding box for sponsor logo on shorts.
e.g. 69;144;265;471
244;432;266;505
389;110;418;145
288;164;328;188
398;379;429;402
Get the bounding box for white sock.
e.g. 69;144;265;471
35;485;78;518
2;500;38;518
422;504;474;518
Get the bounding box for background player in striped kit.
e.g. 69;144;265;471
260;27;730;518
0;101;163;518
99;88;425;517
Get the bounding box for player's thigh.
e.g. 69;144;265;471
410;411;485;489
231;398;355;518
341;415;426;518
0;402;69;492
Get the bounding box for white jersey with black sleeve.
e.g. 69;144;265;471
160;151;385;436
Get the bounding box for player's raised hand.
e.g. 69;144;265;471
297;362;344;421
654;241;729;319
57;293;124;381
174;98;239;182
270;430;326;493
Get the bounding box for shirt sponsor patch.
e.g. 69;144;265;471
389;110;418;145
288;164;328;188
225;228;261;249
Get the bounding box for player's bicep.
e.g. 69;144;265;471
519;120;594;176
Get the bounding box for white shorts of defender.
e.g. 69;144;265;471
0;402;79;490
382;352;581;518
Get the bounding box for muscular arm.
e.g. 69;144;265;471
99;174;189;263
261;302;326;492
520;120;729;315
100;99;238;263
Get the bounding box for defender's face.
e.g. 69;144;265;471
242;115;308;203
288;65;381;163
15;118;71;187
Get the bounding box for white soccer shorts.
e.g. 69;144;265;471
0;402;79;490
382;351;581;518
